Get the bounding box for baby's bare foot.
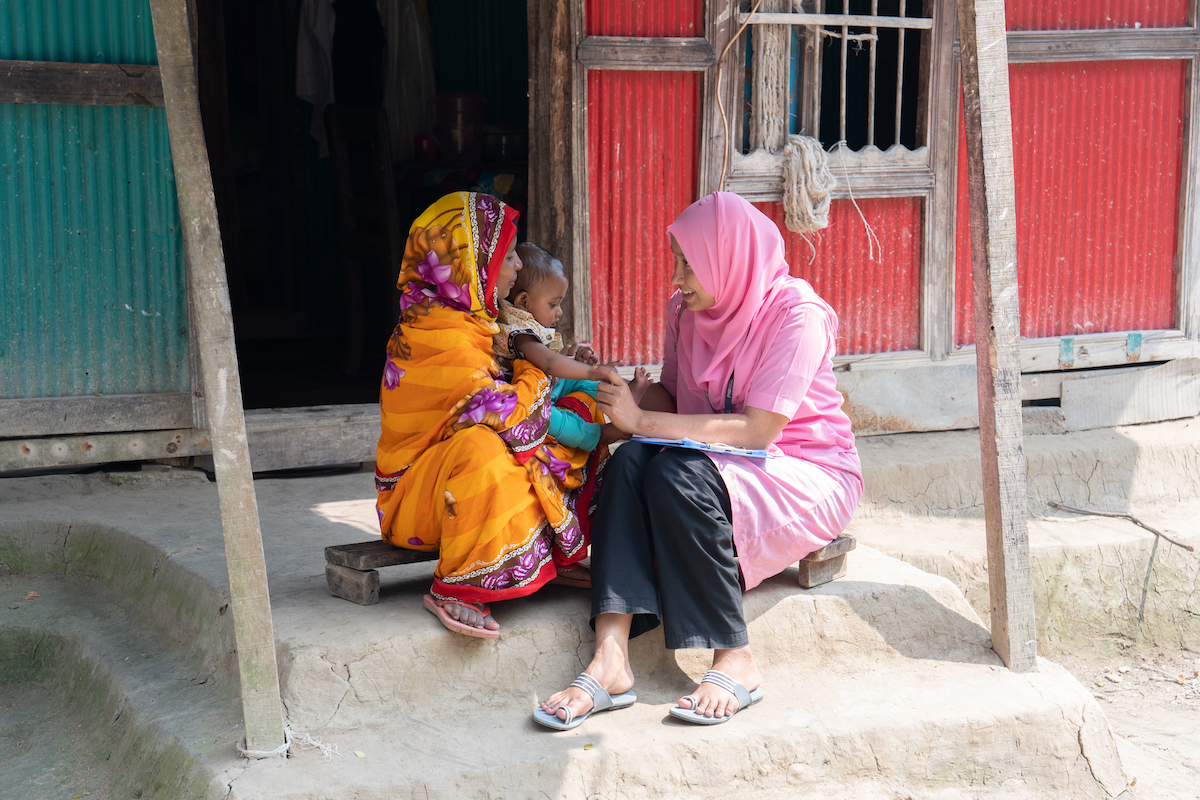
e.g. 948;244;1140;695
629;367;651;403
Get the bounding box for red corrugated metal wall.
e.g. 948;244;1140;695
758;199;922;355
954;59;1185;345
586;0;703;365
1005;0;1189;31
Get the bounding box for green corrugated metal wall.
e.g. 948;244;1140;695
0;0;189;400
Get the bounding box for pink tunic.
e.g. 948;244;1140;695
661;292;864;590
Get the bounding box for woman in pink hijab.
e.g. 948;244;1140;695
534;192;863;730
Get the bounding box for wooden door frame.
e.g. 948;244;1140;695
527;0;715;346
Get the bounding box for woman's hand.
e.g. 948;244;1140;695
595;370;645;434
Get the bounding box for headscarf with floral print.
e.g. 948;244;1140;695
397;191;519;322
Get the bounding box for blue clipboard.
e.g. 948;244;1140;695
627;435;775;459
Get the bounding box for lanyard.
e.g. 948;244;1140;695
707;373;735;414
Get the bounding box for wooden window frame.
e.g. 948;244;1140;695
697;0;1200;375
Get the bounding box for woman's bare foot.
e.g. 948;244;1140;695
442;601;499;633
540;614;634;722
677;646;762;719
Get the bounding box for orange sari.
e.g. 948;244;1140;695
375;192;603;604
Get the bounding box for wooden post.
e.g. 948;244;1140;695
956;0;1038;673
148;0;287;749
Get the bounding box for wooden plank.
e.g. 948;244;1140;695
720;148;936;201
0;428;210;473
1007;28;1200;63
922;0;960;362
700;0;743;193
325;563;380;606
326;540;438;571
798;0;823;138
1061;358;1200;431
957;0;1037;673
569;0;592;343
802;535;856;562
797;556;848;588
0;59;164;106
528;0;581;344
750;0;790;152
1180;56;1200;342
1020;363;1155;401
0;393;193;438
576;36;715;71
241;404;379;472
148;0;285;752
739;12;933;29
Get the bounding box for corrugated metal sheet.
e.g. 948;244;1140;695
758;199;922;356
585;0;702;37
0;0;188;399
0;0;157;62
1005;0;1188;31
587;70;702;365
955;60;1183;346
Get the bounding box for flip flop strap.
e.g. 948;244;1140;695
570;672;613;711
700;670;751;707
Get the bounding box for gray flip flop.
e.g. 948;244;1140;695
668;669;764;725
533;672;637;731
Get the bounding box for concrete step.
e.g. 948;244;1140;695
0;575;243;800
243;548;1128;799
846;508;1200;655
0;463;1140;798
856;417;1200;519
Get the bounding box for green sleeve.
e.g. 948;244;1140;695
548;406;601;451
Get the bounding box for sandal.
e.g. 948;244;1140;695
533;672;637;730
423;594;499;639
668;670;763;725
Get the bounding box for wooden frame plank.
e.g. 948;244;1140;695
0;428;210;473
725;158;935;200
922;0;960;361
576;36;716;71
957;0;1037;673
0;393;192;439
1007;28;1200;63
738;12;933;29
569;0;592;343
700;0;740;194
0;60;164;106
148;0;285;752
1179;56;1200;341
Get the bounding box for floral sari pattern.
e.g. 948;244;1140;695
375;192;605;604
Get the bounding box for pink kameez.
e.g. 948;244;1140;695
661;291;864;591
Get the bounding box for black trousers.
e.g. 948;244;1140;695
590;443;748;650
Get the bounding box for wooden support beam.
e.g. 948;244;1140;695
148;0;286;753
0;59;164;106
576;36;715;71
527;0;586;344
956;0;1037;673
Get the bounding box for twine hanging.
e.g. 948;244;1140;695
781;134;835;243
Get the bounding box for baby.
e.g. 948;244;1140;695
496;243;646;451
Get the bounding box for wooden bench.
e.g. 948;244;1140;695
326;535;857;605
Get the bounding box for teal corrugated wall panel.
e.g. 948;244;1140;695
0;0;188;400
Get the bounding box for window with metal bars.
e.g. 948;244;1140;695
740;0;932;155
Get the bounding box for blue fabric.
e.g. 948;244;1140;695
549;379;601;451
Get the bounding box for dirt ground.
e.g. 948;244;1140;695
1048;645;1200;800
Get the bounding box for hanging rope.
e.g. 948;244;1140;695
781;134;835;245
716;0;764;190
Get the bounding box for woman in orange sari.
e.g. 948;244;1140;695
375;192;606;638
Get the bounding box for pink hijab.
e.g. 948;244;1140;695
666;192;832;409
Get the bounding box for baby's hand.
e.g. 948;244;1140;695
597;423;627;448
629;367;651;403
562;342;599;366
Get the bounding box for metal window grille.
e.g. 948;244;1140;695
740;0;933;154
